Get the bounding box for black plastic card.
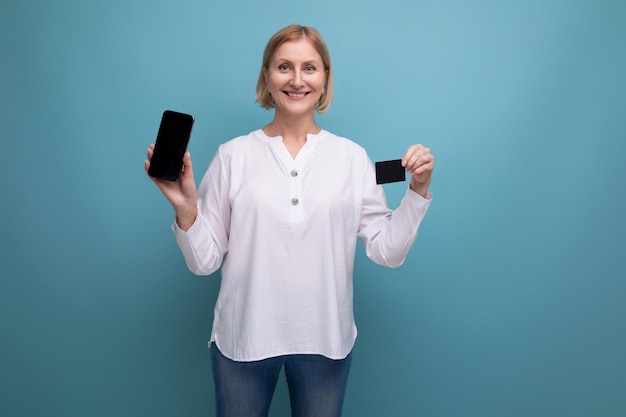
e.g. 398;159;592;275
375;159;406;184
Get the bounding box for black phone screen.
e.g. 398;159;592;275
375;159;406;184
148;110;194;181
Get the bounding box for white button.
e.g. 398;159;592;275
291;198;299;206
290;170;298;177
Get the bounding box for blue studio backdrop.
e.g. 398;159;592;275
1;0;625;416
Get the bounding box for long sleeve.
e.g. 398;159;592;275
172;145;232;276
357;158;432;268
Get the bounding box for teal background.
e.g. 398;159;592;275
1;0;625;416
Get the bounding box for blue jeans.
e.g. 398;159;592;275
211;344;352;417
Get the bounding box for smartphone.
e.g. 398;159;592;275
148;110;194;181
375;159;406;184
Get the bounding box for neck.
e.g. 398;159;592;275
263;113;321;158
264;112;320;144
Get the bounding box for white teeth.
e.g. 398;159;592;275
288;92;306;97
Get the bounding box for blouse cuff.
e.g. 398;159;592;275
405;187;433;206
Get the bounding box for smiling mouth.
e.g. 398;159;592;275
284;91;309;97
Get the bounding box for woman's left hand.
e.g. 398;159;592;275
401;144;434;198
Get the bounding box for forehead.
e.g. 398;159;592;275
272;38;322;62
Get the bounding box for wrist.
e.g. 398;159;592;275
174;204;198;231
410;179;430;198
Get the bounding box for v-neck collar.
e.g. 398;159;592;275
257;129;326;163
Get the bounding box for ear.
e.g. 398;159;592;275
263;67;269;85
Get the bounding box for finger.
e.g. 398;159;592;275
405;148;432;172
412;159;434;175
180;151;194;180
144;159;160;183
415;154;434;171
401;144;421;167
147;144;155;160
145;144;155;177
410;160;435;183
401;145;428;167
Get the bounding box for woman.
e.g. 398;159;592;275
145;24;434;417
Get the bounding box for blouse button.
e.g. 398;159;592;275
290;170;298;177
291;198;299;206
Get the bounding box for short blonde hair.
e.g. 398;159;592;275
255;25;333;114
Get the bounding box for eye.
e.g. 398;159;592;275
304;64;316;72
278;63;290;71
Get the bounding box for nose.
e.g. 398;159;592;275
291;69;304;87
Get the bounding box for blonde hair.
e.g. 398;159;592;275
255;25;333;113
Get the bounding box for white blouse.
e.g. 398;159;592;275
173;129;431;361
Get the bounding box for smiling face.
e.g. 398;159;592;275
263;38;328;118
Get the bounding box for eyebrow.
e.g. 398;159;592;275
273;57;322;66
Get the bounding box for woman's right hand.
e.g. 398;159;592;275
145;144;198;231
